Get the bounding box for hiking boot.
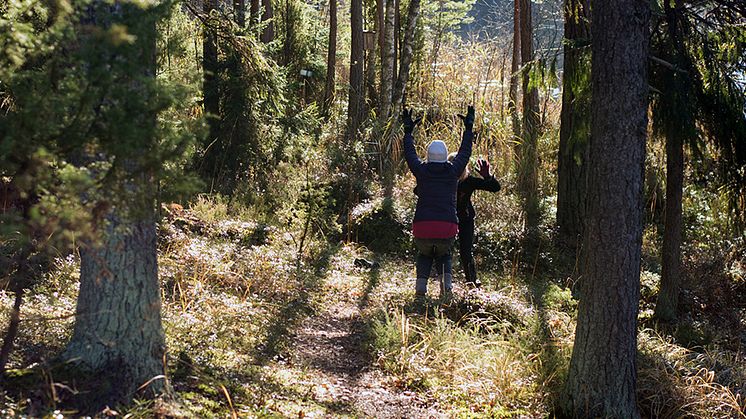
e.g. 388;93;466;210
412;293;427;314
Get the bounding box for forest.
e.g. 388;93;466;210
0;0;745;417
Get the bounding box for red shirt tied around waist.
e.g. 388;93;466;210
412;220;459;239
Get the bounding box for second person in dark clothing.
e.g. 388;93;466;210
447;154;501;288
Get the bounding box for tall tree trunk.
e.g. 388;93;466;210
391;0;421;120
203;0;220;151
235;0;246;27
378;0;395;123
508;0;521;140
517;0;540;230
562;0;649;416
261;0;275;42
393;0;399;81
377;0;384;61
346;0;365;142
365;0;378;108
322;0;337;118
64;1;169;405
556;0;590;250
656;131;684;321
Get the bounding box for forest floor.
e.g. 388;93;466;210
0;202;744;418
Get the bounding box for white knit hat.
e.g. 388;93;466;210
427;140;448;163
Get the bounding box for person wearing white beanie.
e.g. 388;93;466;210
426;140;448;163
401;105;475;309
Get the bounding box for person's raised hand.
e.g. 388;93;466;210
476;158;491;178
401;108;422;135
457;105;475;130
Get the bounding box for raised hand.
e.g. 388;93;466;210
476;158;491;178
401;108;422;135
457;105;475;130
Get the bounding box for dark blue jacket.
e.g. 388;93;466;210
404;129;473;224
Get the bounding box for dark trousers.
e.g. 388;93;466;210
414;237;454;295
458;219;477;282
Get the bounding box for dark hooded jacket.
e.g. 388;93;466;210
404;129;473;225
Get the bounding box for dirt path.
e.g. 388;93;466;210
287;263;444;418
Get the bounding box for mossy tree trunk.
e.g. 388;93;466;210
556;0;590;250
517;0;540;231
378;0;395;124
562;0;649;415
508;0;520;140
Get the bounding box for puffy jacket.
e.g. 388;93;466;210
404;129;473;224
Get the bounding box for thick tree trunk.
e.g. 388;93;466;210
378;0;395;123
346;0;365;142
391;0;421;120
656;131;684;321
556;0;590;250
65;215;167;401
508;0;521;141
322;0;337;118
562;0;649;416
203;0;220;148
517;0;540;230
261;0;275;42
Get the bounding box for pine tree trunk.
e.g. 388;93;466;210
562;0;649;416
509;0;521;140
517;0;540;230
322;0;337;118
391;0;421;120
64;2;168;405
261;0;275;42
556;0;590;250
656;131;683;321
203;0;220;149
346;0;365;142
378;0;395;123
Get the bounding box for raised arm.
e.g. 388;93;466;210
472;158;501;192
450;106;474;175
402;108;423;176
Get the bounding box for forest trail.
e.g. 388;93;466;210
284;255;444;418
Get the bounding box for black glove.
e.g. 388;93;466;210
457;105;475;130
401;108;422;135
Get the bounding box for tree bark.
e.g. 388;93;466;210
261;0;275;43
322;0;337;118
656;130;684;321
508;0;521;141
556;0;590;250
391;0;421;120
346;0;365;142
65;215;167;401
562;0;650;416
378;0;395;123
517;0;540;230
